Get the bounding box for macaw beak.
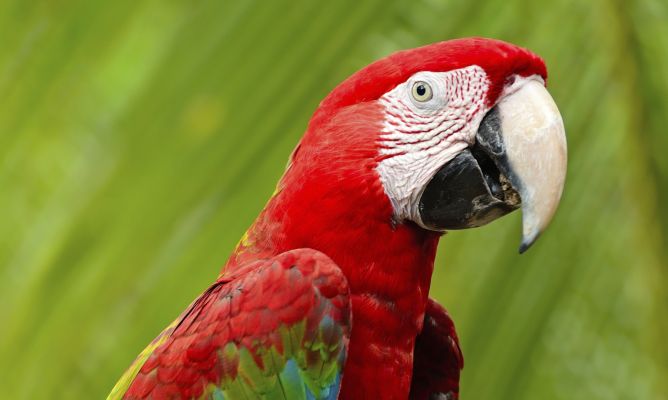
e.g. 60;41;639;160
419;79;567;253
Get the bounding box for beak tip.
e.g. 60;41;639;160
518;231;540;254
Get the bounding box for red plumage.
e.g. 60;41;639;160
317;37;545;118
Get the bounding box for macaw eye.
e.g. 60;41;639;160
411;81;433;102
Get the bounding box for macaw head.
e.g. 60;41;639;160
279;37;566;253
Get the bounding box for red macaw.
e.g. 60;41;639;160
109;37;567;400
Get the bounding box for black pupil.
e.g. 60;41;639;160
416;84;426;96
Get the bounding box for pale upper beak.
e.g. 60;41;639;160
496;80;567;252
418;79;567;253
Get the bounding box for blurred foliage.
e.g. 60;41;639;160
1;0;667;399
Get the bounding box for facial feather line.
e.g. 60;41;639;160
375;65;491;227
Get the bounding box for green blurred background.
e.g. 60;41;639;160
1;0;667;398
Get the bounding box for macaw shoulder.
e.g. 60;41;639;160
108;248;352;400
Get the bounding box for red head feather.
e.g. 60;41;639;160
317;37;546;118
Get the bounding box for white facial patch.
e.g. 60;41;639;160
376;65;491;228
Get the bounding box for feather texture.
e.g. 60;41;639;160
108;249;351;399
410;299;463;400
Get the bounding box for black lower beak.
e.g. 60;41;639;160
419;107;521;230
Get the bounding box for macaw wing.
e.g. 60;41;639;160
409;298;463;400
108;248;351;400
